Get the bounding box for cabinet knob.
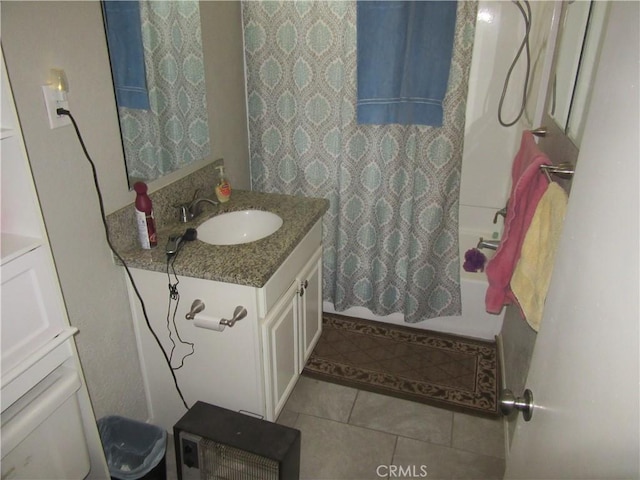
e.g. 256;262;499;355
299;279;308;297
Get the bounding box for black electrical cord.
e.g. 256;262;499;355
57;107;190;410
165;251;195;370
165;255;181;365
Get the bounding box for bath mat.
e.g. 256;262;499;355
303;313;500;417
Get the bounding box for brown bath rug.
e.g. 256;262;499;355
303;313;500;417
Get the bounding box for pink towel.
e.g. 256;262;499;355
485;131;551;314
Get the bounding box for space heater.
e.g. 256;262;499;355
173;401;301;480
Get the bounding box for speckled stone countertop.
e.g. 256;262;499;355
115;190;328;287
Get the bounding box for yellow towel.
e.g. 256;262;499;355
511;182;568;331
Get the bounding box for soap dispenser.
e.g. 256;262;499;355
215;165;231;203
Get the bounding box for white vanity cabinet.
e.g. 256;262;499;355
261;246;322;418
127;219;323;430
298;248;323;369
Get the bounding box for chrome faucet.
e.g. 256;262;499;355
493;205;508;224
477;237;500;251
177;190;219;223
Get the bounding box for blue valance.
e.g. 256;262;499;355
102;0;150;110
356;1;457;126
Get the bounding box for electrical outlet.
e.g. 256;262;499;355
42;85;70;129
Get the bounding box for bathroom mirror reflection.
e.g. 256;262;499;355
101;0;212;187
547;0;608;147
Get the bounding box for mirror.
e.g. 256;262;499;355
547;0;609;147
102;0;211;186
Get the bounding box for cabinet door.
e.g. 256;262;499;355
1;247;67;377
262;282;299;421
1;366;90;480
298;247;323;371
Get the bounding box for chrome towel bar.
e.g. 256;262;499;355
540;162;575;182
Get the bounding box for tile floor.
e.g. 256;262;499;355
168;376;505;480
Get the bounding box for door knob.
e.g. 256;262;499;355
499;388;534;421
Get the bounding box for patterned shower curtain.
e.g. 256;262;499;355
243;1;477;323
118;0;210;182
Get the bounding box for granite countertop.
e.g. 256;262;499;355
117;190;329;288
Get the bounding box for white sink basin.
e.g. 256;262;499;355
197;210;283;245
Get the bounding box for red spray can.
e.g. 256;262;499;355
133;182;157;249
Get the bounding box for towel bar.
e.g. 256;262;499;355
540;163;574;182
530;126;547;137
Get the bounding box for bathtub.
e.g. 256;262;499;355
322;231;505;340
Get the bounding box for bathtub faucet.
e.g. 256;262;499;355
477;237;500;251
493;205;507;224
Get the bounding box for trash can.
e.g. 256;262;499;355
98;416;167;480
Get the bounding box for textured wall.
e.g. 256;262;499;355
200;1;251;190
2;0;149;421
1;1;249;421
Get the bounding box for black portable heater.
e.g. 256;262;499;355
173;401;301;480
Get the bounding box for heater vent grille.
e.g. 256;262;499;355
200;439;279;480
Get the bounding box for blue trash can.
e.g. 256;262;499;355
98;416;167;480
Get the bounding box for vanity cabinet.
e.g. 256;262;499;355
127;220;323;430
262;281;300;420
262;246;322;418
298;248;322;370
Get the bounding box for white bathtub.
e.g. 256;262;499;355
323;231;505;340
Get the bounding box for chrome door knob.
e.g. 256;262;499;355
499;388;534;421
